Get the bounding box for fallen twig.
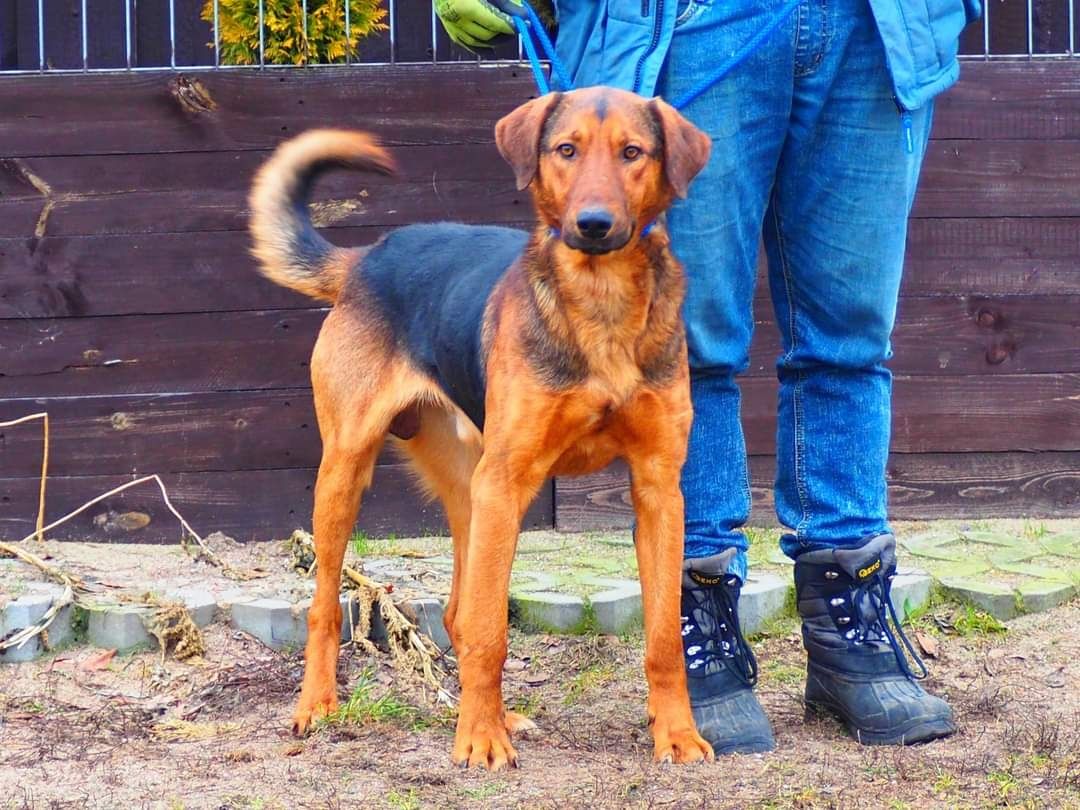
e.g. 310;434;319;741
288;530;456;707
0;411;234;654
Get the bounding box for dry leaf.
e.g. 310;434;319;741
79;648;117;671
914;631;939;659
523;672;550;686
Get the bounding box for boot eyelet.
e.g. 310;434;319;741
829;597;845;607
837;616;850;625
824;570;839;580
726;577;738;587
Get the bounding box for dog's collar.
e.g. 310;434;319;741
547;220;656;242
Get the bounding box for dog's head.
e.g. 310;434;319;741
495;87;711;255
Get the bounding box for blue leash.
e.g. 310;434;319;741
509;0;801;111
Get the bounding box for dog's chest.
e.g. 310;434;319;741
585;340;645;408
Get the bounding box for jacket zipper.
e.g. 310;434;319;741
633;0;665;94
894;97;914;154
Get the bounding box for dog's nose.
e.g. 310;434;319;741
576;209;614;240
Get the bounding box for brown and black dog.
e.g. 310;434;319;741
249;87;713;770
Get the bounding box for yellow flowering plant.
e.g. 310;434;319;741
203;0;388;65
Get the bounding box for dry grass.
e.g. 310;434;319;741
0;601;1077;809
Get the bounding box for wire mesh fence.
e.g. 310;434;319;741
0;0;1077;74
0;0;522;73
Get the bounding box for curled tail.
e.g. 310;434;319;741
249;129;396;302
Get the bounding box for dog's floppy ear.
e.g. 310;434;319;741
495;93;563;191
649;98;712;199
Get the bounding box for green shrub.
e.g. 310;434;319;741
203;0;388;66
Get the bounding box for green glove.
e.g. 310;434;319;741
434;0;521;49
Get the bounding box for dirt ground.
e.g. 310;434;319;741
2;588;1078;810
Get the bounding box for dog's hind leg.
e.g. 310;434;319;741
292;311;407;735
293;435;381;735
393;404;479;648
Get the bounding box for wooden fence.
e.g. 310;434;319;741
1;54;1079;541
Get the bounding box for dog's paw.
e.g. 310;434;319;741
504;710;537;735
292;692;338;736
453;716;520;771
652;724;714;765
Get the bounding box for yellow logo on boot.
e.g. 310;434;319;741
857;559;882;580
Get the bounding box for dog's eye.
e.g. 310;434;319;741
623;145;642;161
557;143;576;158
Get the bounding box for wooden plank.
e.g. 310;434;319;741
0;144;525;239
0;176;525;238
758;294;1080;377
881;373;1080;455
913;140;1080;219
0;142;513;202
553;451;1080;531
0;389;325;478
1;374;1077;479
0;468;555;542
0;66;537;158
899;217;1080;297
2;138;1075;240
0;308;328;397
3;295;1077;398
0;63;1076;161
2;217;1075;319
934;62;1080;140
0;223;508;319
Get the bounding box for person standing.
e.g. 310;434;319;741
436;0;980;753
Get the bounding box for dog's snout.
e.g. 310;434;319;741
576;209;614;240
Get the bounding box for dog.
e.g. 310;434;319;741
248;86;713;770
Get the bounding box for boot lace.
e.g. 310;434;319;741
681;576;759;686
837;572;929;681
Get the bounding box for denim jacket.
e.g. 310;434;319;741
553;0;982;110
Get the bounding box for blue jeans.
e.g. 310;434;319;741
657;0;934;579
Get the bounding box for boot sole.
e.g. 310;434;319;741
805;700;956;746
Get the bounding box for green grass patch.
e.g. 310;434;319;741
349;530;401;558
386;788;420;810
759;660;804;688
905;587;1007;638
319;669;421;729
953;603;1007;636
508;692;543;719
563;662;616;705
459;783;507;802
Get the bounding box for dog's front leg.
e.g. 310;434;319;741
623;386;714;765
450;448;548;771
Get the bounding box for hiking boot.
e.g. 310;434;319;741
681;549;775;754
794;533;956;745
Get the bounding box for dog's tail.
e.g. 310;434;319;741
249;129;397;303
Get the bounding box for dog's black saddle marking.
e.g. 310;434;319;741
361;223;530;431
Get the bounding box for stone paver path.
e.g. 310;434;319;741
2;520;1077;662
